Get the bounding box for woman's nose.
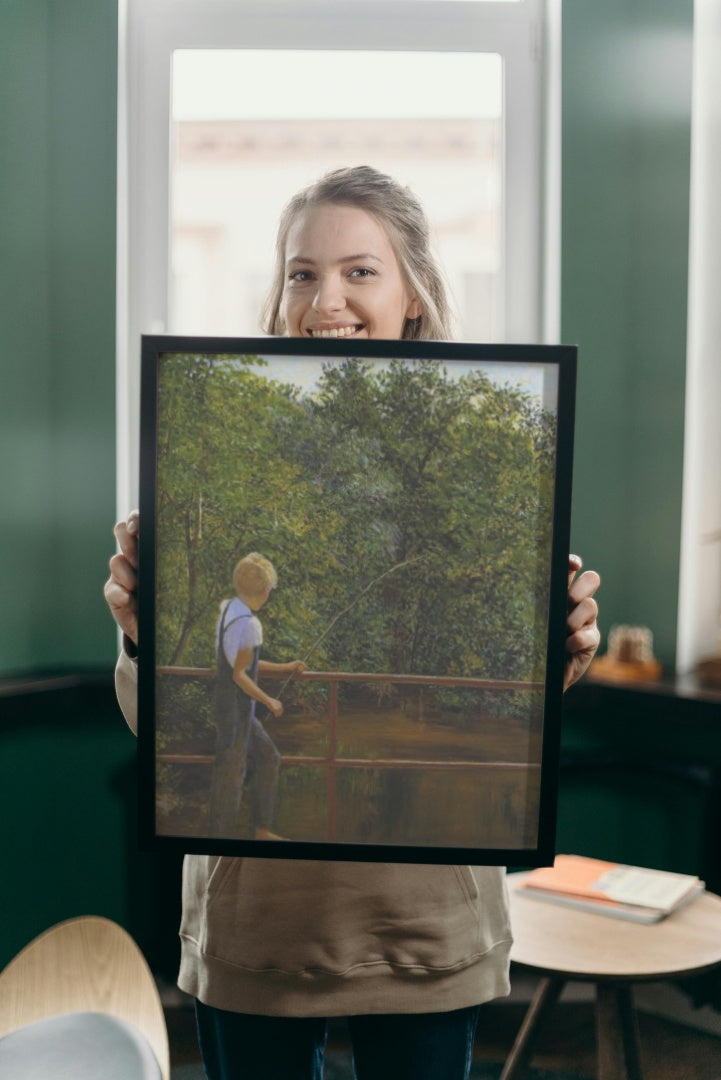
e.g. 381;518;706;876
312;274;345;314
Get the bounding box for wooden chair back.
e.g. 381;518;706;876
0;916;169;1080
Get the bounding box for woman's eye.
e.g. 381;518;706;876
349;267;375;279
288;270;313;283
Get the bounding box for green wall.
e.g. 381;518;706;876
0;0;134;970
0;0;118;675
563;0;693;670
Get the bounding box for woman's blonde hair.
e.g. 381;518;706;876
233;552;278;599
261;165;454;341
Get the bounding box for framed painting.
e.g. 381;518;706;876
137;335;576;864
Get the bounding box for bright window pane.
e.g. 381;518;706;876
341;1;521;3
170;49;503;340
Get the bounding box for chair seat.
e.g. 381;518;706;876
0;1011;162;1079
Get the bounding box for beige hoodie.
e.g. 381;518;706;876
116;650;512;1016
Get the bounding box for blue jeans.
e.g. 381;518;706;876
195;1000;481;1080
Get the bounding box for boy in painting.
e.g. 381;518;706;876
209;552;305;840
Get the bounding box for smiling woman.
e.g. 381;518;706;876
263;168;452;342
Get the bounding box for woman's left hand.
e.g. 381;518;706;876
564;555;601;691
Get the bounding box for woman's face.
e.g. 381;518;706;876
280;203;421;341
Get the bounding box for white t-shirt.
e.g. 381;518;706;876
216;597;263;668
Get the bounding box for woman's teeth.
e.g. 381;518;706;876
310;325;360;338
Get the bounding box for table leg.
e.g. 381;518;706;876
500;976;565;1080
596;982;643;1080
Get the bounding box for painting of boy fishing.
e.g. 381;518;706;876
149;347;565;856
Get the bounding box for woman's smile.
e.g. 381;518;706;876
306;323;365;339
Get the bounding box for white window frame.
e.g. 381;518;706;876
676;0;721;674
117;0;559;512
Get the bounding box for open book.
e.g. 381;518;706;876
516;854;705;923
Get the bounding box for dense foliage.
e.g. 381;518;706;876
154;353;556;698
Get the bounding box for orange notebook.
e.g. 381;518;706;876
517;855;704;923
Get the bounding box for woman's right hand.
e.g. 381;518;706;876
104;510;140;645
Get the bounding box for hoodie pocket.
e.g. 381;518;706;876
189;858;508;976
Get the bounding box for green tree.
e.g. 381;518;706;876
299;359;555;684
155;354;339;669
154;353;556;692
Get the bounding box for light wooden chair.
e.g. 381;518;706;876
0;915;170;1079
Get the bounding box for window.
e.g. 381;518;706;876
118;0;557;510
169;49;503;340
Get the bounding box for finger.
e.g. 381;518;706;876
566;623;601;657
568;553;583;588
113;512;139;567
103;579;139;641
565;557;582;583
566;594;599;634
103;577;133;615
113;523;138;567
108;552;137;592
568;568;601;608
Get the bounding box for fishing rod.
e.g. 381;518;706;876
271;555;423;704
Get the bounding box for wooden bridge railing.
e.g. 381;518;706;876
155;667;543;841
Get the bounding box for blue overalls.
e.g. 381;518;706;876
208;601;281;837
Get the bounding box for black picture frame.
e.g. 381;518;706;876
138;335;576;865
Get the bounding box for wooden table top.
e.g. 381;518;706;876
508;871;721;981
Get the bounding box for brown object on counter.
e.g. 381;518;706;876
696;655;721;688
590;624;662;683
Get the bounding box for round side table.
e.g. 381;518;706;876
502;872;721;1080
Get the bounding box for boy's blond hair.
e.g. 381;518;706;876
233;553;278;599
